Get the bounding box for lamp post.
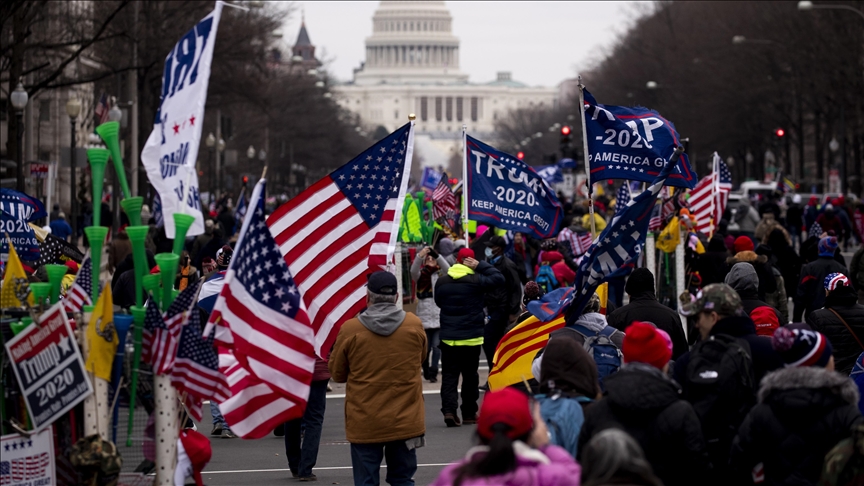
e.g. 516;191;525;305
11;81;29;192
798;1;864;21
66;97;81;243
205;133;215;207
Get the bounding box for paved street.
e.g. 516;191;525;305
197;368;490;485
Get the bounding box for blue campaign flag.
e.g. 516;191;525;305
566;146;685;320
535;165;564;185
582;89;697;189
557;157;577;169
528;287;576;322
420;167;442;191
466;135;563;239
0;188;46;262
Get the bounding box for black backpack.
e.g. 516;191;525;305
684;334;756;445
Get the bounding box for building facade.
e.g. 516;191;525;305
332;1;559;168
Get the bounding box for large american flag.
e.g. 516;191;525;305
63;252;93;314
690;153;732;236
432;175;457;220
170;306;229;421
266;123;414;355
142;282;200;375
206;179;317;439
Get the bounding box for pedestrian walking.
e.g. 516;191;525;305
410;246;450;383
283;356;330;482
797;236;849;319
807;273;864;375
724;262;783;335
434;248;504;427
330;271;427;486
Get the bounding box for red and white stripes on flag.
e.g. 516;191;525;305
94;93;110;125
432;176;457;220
690;152;732;236
63;252;92;315
266;123;415;356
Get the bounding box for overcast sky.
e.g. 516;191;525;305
281;1;643;87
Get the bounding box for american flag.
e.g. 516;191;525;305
206;179;317;439
648;202;663;232
266;123;414;355
432;175;457;220
614;182;631;217
95;93;110;125
170;307;229;421
557;227;593;257
690;153;732;236
36;233;84;267
142;283;200;375
63;252;93;314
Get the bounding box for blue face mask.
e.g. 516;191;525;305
485;247;494;259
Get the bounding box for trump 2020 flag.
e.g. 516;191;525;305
465;135;563;239
141;3;222;238
567;147;685;320
582;89;697;189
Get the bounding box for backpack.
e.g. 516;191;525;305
535;393;592;458
572;324;622;390
536;264;559;294
684;334;755;449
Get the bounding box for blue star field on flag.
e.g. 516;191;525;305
330;124;411;227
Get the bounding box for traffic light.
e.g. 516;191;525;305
560;126;574;158
242;176;249;185
448;177;458;185
516;151;525;160
774;128;785;138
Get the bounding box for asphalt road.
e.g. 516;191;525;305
197;367;490;485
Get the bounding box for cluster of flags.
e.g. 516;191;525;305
690;153;733;236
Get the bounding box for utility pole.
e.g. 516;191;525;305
215;109;221;198
129;0;140;197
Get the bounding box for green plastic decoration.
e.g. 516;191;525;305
154;253;179;311
44;264;68;304
95;121;131;199
120;197;144;227
172;213;196;257
86;149;110;228
125;226;149;308
84;226;109;304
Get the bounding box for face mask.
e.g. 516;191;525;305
485;247;494;259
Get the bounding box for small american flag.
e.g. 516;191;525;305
143;282;200;375
432;175;457;220
690;153;732;236
266;123;414;356
557;227;593;257
614;182;631;217
206;179;316;439
648;203;663;232
63;252;93;314
171;306;229;421
95;93;110;125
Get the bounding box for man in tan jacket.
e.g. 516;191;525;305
330;271;427;486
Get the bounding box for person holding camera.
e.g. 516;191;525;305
410;246;450;383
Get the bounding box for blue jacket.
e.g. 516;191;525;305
49;219;72;240
851;352;864;417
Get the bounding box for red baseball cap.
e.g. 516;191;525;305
477;387;533;441
179;430;212;486
457;248;474;263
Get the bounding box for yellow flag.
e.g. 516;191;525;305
85;286;117;381
488;314;567;391
1;239;30;308
596;283;609;315
656;216;681;253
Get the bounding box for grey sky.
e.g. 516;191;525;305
282;1;643;87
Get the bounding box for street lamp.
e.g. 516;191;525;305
11;80;29;192
798;1;864;20
247;145;256;160
66;97;81;242
646;81;659;89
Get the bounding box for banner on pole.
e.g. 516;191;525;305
141;3;223;238
465;135;563;239
4;303;93;432
420;167;442;191
0;188;46;262
582;89;697;189
0;427;56;485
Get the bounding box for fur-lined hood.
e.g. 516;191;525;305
759;366;860;407
726;250;768;265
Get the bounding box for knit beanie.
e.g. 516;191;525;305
622;321;672;370
733;236;754;254
457;248;474;263
772;327;833;368
824;272;850;292
625;267;655;295
818;236;839;257
523;281;544;305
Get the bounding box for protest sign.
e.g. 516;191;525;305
0;427;55;485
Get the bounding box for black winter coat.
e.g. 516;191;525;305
607;291;689;359
485;255;522;317
797;256;849;318
578;363;711;486
434;261;504;341
731;366;863;485
674;315;784;389
726;251;778;300
807;286;864;375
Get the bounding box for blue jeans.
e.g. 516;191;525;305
422;328;440;378
350;440;417;486
284;379;328;477
210;401;231;432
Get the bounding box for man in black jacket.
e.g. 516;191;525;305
482;235;522;369
607;267;688;358
434;248;504;427
807;273;864;374
797;236;848;319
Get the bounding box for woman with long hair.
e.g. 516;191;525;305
431;388;581;486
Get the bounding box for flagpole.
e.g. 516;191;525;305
577;75;596;236
710;152;719;238
462;124;470;246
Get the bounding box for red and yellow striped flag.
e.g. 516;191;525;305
488;314;566;391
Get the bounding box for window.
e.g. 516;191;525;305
446;97;452;121
435;97;442;121
456;97;463;121
471;97;478;121
39;100;51;122
420;97;428;121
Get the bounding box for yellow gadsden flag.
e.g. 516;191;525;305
1;239;30;308
85;286;117;381
656;216;681;253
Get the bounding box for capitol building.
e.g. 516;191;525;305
331;1;561;168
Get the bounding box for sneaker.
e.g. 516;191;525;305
462;415;478;425
298;475;317;482
444;413;461;428
326;383;332;392
428;376;438;383
479;383;490;392
221;429;238;439
210;424;223;437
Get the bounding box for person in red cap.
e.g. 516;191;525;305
726;235;778;301
578;322;709;486
434;247;504;427
431;387;581;486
